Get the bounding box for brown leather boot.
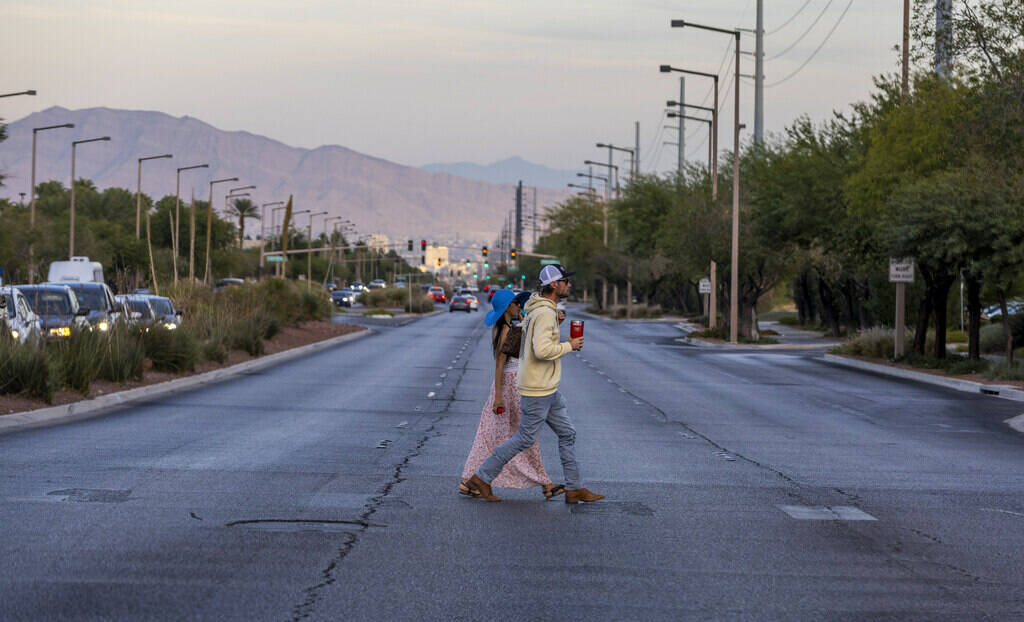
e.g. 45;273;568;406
466;474;501;502
565;488;604;504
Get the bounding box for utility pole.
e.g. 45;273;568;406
902;0;911;99
515;181;523;254
935;0;953;79
678;77;685;173
634;121;640;175
532;187;537;250
754;0;764;144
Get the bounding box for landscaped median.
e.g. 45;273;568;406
0;279;368;420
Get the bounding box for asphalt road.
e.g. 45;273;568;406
1;303;1023;621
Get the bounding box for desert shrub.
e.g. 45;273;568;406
257;311;281;340
777;315;800;326
833;327;899;359
299;288;331;321
364;308;395;316
983;362;1024;381
360;287;408;308
980;317;1024;354
201;337;230;364
0;339;59;403
404;296;435;313
50;328;104;395
946;358;991;376
100;324;145;383
760;329;780;336
143;325;198;372
229;318;265;356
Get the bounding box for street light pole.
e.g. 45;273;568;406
69;136;111;258
29;123;74;283
307;211;328;288
204;177;239;284
260;201;285;279
661;64;719;200
0;89;37;98
672;19;741;343
668;112;713;173
175;164;209;284
137;154;172;238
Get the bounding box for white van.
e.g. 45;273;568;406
47;257;105;284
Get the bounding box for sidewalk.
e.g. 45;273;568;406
675;319;842;350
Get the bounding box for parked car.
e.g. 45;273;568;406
115;294;158;328
54;281;122;332
144;295;183;328
428;287;446;303
46;256;104;284
332;288;357;308
449;296;472;313
981;299;1024;320
1;286;42;344
369;279;387;289
15;284;90;339
214;277;245;291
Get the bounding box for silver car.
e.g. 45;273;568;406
1;286;43;344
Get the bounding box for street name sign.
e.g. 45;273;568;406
889;259;914;283
699;277;712;294
266;256;284;263
540;259;560;265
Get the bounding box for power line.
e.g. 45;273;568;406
767;0;815;35
769;0;836;60
766;0;855;87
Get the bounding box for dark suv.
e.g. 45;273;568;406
54;281;122;332
15;284;90;339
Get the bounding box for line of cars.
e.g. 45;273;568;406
1;257;182;345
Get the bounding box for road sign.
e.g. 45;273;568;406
540;259;560;265
699;277;712;294
889;258;914;283
266;256;284;263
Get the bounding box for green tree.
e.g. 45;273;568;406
227;198;259;248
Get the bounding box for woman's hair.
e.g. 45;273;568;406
491;315;510;356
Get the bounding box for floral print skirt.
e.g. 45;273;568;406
461;368;553;488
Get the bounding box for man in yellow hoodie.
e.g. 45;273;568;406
466;265;605;504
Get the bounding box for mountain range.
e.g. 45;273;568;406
0;107;570;245
421;156;576;190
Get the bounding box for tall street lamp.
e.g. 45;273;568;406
668;112;713;174
672;19;742;344
29;123;74;283
0;90;36;98
307;211;328;288
203;177;239;284
596;143;636;181
175;163;209;284
661;64;719;200
259;201;285;278
137;154;172;238
69;136;111;258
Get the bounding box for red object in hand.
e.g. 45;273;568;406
570;320;584;339
496;406;505;414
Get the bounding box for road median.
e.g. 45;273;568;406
0;327;372;435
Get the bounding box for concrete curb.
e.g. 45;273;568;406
822;353;1024;403
0;328;374;435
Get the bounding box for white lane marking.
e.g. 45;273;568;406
633;400;642;405
427;392;435;398
1005;414;1024;434
981;508;1024;518
447;366;453;370
396;421;408;428
778;505;877;521
435;382;443;386
439;373;446;378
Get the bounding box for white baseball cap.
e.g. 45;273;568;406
538;264;575;286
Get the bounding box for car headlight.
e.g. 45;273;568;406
97;320;110;332
11;330;19;340
49;326;71;337
164;322;177;330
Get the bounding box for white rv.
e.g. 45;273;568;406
47;257;105;284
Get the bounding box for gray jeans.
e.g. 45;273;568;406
476;390;581;490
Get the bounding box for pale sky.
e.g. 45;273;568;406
3;0;903;176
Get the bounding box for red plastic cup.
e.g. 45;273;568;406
570;320;584;339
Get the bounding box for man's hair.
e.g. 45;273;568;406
540;283;555;295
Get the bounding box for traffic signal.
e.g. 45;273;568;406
481;246;488;257
464;259;470;268
521;274;526;280
407;239;413;251
437;257;442;266
473;273;478;279
486;275;491;280
421;240;427;251
484;261;488;268
510;248;517;259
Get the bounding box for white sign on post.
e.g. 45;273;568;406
889;259;914;283
699;277;712;294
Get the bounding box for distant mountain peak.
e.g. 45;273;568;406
421;156;575;189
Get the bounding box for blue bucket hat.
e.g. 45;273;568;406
485;289;516;326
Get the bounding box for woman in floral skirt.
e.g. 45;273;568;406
459;289;564;500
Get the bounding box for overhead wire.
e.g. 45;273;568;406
766;0;855;87
769;0;835;60
767;0;815;36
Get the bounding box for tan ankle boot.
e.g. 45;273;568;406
565;488;604;504
466;474;501;502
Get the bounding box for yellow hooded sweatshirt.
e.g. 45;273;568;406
517;293;573;397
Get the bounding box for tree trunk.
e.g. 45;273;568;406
998;291;1013;367
817;277;842;338
931;273;956;359
965;275;981;360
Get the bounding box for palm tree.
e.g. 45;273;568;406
227;198;260;249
